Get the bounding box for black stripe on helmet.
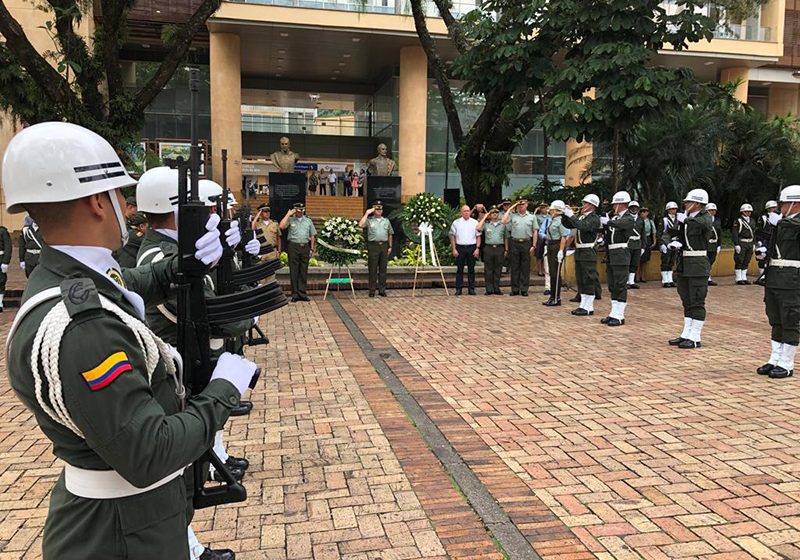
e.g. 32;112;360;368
74;162;123;173
77;170;127;183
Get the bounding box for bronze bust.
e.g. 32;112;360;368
367;143;396;176
269;136;299;173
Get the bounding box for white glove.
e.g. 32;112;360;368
596;238;605;246
599;215;610;226
717;246;721;255
563;206;574;218
195;214;224;266
769;212;782;226
245;233;261;256
224;219;241;248
676;213;687;223
210;352;258;396
756;247;767;260
668;240;682;250
0;264;7;274
640;248;645;256
20;262;25;271
735;245;741;254
660;245;668;254
557;250;564;263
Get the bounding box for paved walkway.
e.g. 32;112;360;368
1;279;800;559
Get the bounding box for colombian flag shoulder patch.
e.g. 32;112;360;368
81;351;132;391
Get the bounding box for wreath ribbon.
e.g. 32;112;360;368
317;238;362;255
418;222;438;266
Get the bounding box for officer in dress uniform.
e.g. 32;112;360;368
359;200;394;297
755;200;779;286
280;202;316;302
253;204;281;260
733;203;756;284
502;199;538;296
599;191;636;326
2;122;258;560
543;200;569;306
19;216;44;277
659;201;680;288
667;189;713;349
756;185;800;379
477;206;507;295
0;224;11;311
561;194;602;316
115;212;148;269
706;203;722;286
626;201;644;290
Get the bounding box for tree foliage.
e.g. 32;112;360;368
0;0;220;149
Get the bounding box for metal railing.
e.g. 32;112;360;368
230;0;478;17
242;113;394;136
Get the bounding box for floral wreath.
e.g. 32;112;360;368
316;216;364;266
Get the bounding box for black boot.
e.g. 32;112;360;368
230;400;253;417
668;337;686;346
200;548;236;560
543;299;561;307
571;308;592;316
769;366;793;379
569;294;581;303
209;465;244;483
606;317;624;326
678;339;701;349
756;363;775;376
226;456;250;471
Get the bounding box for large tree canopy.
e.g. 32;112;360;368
0;0;219;148
411;0;765;205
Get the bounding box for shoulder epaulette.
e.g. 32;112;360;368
59;278;102;318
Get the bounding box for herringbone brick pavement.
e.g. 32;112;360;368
353;280;800;559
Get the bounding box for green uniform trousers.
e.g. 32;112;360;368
288;241;310;298
575;259;599;296
734;242;754;270
0;270;6;293
546;241;562;300
765;287;800;345
607;265;628;302
367;240;389;295
676;275;708;321
660;248;678;272
629;247;642;275
509;239;532;294
707;249;718;268
483;245;504;294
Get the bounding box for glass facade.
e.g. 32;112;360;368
229;0;478;17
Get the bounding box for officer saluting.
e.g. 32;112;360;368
561;194;602;316
2;122;258;559
502;199;537;296
476;206;507;295
667;189;712;349
359;200;394;297
280;202;316;302
706;203;721;286
599;191;636;326
756;185;800;379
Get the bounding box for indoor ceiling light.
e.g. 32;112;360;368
280;32;289;37
352;37;361;42
703;61;716;66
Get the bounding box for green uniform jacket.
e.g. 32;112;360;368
606;212;635;266
766;214;800;289
676;211;713;277
732;216;756;245
7;245;239;559
756;214;776;248
561;212;601;262
627;214;644;250
115;226;145;269
19;224;44;268
0;226;11;265
137;229;251;346
660;215;680;247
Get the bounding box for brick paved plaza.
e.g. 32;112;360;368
2;280;800;559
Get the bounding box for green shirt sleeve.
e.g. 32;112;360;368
58;311;238;487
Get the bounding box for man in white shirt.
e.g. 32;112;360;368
449;205;481;295
328;169;337;196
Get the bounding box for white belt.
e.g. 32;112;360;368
770;259;800;268
575;243;595;249
26;249;41;254
682;251;707;257
64;463;183;499
608;243;628;250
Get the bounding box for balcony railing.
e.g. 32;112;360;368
229;0;479;17
659;1;773;42
242;113;394;137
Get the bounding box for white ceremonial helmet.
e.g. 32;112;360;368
740;203;754;213
227;192;238;207
779;185;800;203
683;188;709;205
629;200;640;208
765;200;778;210
665;201;679;210
549;199;566;212
2;122;136;214
706;202;717;211
198;179;223;208
582;194;600;207
137;167;180;214
611;191;631;205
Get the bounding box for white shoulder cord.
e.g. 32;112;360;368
28;295;178;438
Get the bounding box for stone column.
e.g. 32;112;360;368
565;88;595;187
210;32;243;191
720;67;750;103
399;46;428;200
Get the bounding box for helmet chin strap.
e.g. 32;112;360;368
108;190;129;247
